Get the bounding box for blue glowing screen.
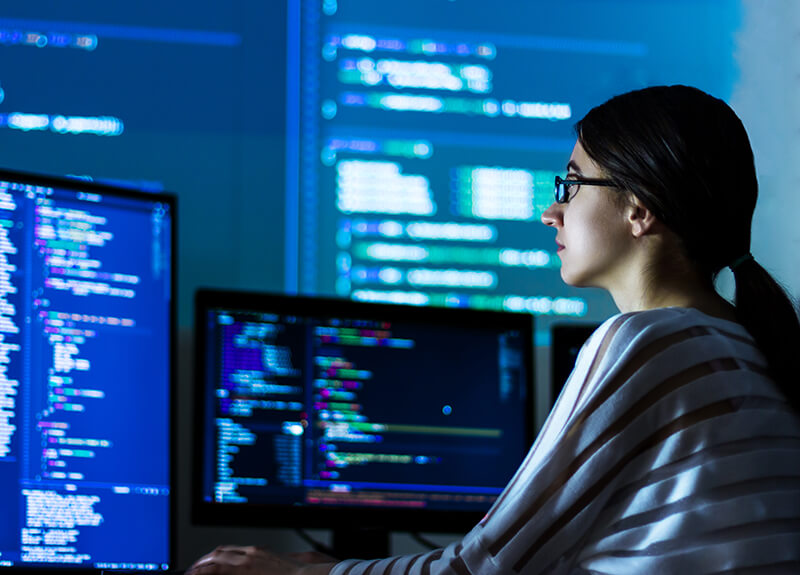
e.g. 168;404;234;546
0;2;286;326
288;0;741;343
195;290;532;530
0;170;173;570
0;2;741;336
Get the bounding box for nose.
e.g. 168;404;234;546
541;202;563;228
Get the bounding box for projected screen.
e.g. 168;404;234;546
288;0;741;341
1;2;747;332
0;5;250;180
193;289;533;532
0;3;286;325
0;170;174;570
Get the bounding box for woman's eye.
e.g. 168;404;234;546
567;183;579;198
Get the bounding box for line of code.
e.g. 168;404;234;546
206;307;527;513
0;175;172;569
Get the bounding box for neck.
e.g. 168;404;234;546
607;250;737;323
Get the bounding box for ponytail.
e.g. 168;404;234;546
732;258;800;412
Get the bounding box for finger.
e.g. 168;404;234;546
198;550;247;568
241;546;263;556
187;561;219;575
214;545;249;554
189;554;248;575
192;545;237;567
191;554;216;569
191;547;244;570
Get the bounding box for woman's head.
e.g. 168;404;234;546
574;85;758;279
565;85;800;406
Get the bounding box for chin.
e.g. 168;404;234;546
560;268;581;287
560;267;596;288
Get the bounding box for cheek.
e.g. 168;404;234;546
560;202;629;283
567;204;618;248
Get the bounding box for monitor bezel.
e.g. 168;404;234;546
191;288;535;535
0;167;178;574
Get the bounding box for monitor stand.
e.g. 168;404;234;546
332;526;391;560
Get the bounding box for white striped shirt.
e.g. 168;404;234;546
332;307;800;575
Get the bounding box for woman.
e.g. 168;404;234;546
190;86;800;574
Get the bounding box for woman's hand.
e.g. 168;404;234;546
188;545;337;575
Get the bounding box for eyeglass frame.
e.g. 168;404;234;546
554;175;616;204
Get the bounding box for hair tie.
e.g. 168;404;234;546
729;253;753;270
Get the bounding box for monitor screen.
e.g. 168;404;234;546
193;289;533;548
0;169;175;571
550;323;599;408
286;0;742;343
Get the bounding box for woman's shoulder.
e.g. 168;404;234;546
574;306;765;399
592;306;753;351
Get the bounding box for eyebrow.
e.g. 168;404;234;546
566;160;582;176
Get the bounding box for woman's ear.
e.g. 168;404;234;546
626;195;659;238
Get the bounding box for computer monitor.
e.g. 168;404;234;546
550;323;599;408
0;169;175;572
192;289;533;558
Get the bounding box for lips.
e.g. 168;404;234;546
555;239;565;252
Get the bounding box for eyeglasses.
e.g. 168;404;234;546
554;175;616;204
